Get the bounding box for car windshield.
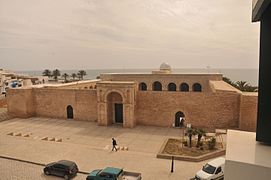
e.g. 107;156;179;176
202;164;216;174
117;169;124;177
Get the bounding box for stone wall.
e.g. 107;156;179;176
135;91;241;130
6;79;258;132
52;80;99;90
7;88;35;118
7;88;98;121
34;89;98;121
0;97;7;108
100;74;222;92
239;93;258;132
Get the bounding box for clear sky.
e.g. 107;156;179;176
0;0;259;71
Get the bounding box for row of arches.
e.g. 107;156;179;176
139;82;202;92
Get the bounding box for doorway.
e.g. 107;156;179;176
67;105;73;119
115;103;123;123
175;111;185;127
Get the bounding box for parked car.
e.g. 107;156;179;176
86;167;141;180
195;157;225;180
43;160;78;180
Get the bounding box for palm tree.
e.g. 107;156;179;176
77;70;87;80
52;69;61;81
42;69;51;78
62;73;69;83
223;77;258;92
186;128;196;148
236;81;249;91
196;129;206;147
71;73;77;80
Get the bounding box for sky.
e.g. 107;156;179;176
0;0;260;71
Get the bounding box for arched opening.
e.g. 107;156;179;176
168;83;176;91
67;105;73;119
153;81;162;91
180;83;189;92
193;83;202;92
89;86;93;89
139;82;147;91
107;92;123;124
175;111;185;127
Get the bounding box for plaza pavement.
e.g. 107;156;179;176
0;117;219;180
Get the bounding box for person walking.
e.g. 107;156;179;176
112;138;118;151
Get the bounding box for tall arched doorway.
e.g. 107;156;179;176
107;92;123;124
175;111;185;127
67;105;73;119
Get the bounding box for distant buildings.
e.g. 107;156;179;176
0;69;48;95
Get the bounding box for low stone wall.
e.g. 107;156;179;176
157;138;226;162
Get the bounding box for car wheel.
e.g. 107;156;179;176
64;174;69;180
44;170;50;175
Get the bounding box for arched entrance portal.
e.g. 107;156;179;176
175;111;185;127
67;105;73;119
107;92;123;124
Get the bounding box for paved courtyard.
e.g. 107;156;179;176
0;117;219;179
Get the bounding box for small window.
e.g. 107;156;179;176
139;82;147;91
99;173;107;177
193;83;202;92
168;83;176;91
215;167;222;174
54;164;64;169
180;83;189;92
153;81;162;91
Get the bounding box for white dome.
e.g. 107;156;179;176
160;62;171;70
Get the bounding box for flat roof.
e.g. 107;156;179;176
226;130;271;168
97;81;136;84
100;73;222;76
101;167;122;175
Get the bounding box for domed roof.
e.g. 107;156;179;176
160;62;171;70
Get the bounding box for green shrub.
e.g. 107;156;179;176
208;137;216;150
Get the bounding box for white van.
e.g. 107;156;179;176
195;157;225;180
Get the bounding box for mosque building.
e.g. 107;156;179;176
7;63;257;131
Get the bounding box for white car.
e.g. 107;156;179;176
195;157;225;180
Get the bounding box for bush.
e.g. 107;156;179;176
208;137;216;150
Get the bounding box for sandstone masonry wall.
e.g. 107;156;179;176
34;89;98;121
239;93;258;132
135;91;241;130
100;74;223;92
7;89;35;118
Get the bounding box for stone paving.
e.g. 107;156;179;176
0;117;221;180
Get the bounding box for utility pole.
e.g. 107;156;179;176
171;156;174;173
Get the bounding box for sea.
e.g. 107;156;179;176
16;68;259;86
